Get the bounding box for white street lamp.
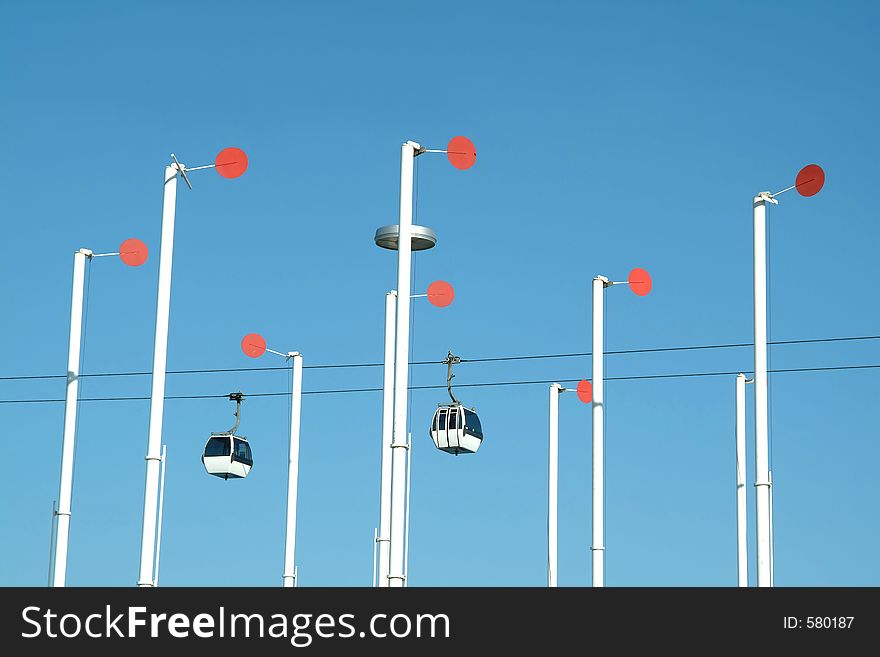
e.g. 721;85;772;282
589;267;652;587
751;164;824;587
734;373;752;587
547;380;592;588
241;333;304;588
373;136;476;588
373;281;456;587
52;239;149;587
138;148;249;587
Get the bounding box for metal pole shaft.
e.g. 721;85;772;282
283;353;304;588
548;384;560;587
372;528;378;587
404;432;412;587
769;469;775;586
138;165;178;587
48;501;57;587
591;277;606;587
735;374;748;587
377;291;397;586
154;445;168;587
753;196;772;587
389;142;416;588
53;248;89;587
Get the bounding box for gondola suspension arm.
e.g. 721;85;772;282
444;351;461;405
224;392;245;435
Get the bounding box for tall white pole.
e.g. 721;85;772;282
735;374;748;587
753;195;772;587
377;290;397;586
388;141;417;588
769;469;775;586
52;247;91;587
548;383;560;587
154;444;168;587
372;528;378;587
404;432;412;587
283;352;304;588
138;164;178;587
591;276;607;587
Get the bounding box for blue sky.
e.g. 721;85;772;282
2;0;878;586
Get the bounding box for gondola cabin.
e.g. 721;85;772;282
203;392;253;479
202;434;253;479
430;403;483;455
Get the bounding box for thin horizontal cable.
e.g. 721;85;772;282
0;362;435;381
460;334;880;363
2;363;877;404
2;334;877;382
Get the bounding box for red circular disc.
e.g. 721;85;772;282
241;333;266;358
447;136;476;170
796;164;824;197
576;379;593;404
215;147;249;179
628;268;652;296
427;280;455;307
119;238;148;267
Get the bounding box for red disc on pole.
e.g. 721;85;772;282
215;147;249;179
576;380;593;404
427;280;455;307
795;164;824;197
447;136;476;170
628;268;652;296
241;333;266;358
119;238;148;267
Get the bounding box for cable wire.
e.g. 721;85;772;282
3;335;879;382
4;363;878;405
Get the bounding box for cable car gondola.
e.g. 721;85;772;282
202;392;253;479
429;352;484;455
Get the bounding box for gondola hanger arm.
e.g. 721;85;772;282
443;351;462;404
225;392;245;435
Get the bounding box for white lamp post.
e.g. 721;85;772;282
241;333;304;587
138;149;248;587
548;383;562;587
376;290;397;587
53;239;149;587
547;380;593;588
735;373;751;587
751;163;824;587
590;268;651;587
373;136;476;588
